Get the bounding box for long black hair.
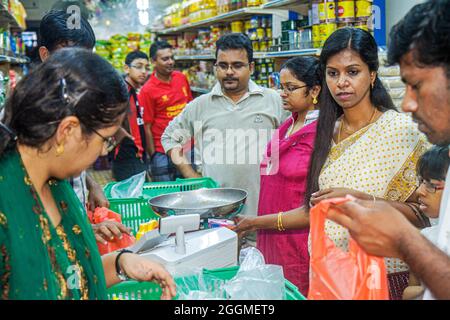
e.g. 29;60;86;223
304;28;396;208
280;56;321;98
0;48;129;156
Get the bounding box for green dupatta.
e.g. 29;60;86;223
0;149;107;299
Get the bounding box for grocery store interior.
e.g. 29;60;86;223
0;0;449;302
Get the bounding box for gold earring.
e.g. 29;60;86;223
313;97;318;105
56;144;64;157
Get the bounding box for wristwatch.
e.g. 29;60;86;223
115;249;133;281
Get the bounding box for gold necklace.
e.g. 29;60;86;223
342;107;378;135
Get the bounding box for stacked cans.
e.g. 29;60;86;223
311;0;374;47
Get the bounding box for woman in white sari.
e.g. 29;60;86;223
236;28;430;299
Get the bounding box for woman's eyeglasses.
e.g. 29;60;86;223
91;128;117;153
279;84;308;95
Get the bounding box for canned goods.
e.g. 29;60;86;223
337;0;356;22
282;20;298;31
231;21;244;33
355;0;372;20
326;1;337;22
260;41;268;52
245;20;252;31
318;2;327;22
250;16;260;29
299;28;312;48
312;24;321;48
266;28;272;39
320;23;337;45
312;2;320;25
257;28;266;39
252;40;260;51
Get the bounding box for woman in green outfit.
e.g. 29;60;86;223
0;48;176;300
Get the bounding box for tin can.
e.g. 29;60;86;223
312;24;321;48
282;20;298;31
252;40;260;51
318;1;327;23
257;28;266;39
319;22;337;45
299;28;312;48
259;41;268;52
326;1;337;22
231;21;244;33
245;19;252;31
312;1;321;25
355;0;372;21
337;0;355;22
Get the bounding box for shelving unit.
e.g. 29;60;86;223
175;48;320;61
152;7;286;35
158;0;384;95
0;2;23;32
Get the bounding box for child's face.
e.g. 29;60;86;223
417;178;446;219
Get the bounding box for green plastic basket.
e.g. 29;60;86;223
104;177;220;199
106;177;220;235
107;266;305;300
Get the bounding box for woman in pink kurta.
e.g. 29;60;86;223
258;117;317;295
256;56;322;295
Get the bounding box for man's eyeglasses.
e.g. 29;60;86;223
91;128;117;153
130;64;151;72
279;84;308;95
418;177;445;194
214;62;250;72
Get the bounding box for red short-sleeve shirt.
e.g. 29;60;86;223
140;71;193;153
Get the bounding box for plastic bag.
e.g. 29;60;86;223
308;197;389;300
176;268;228;300
177;248;286;300
225;247;285;300
110;171;146;199
89;207;136;255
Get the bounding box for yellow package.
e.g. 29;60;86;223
136;220;159;241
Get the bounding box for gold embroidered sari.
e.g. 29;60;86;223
319;110;429;274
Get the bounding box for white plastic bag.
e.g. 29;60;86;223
224;247;286;300
177;248;286;300
110;171;146;199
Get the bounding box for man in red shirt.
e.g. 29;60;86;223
112;51;150;181
140;41;194;181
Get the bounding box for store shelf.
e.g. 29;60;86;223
191;86;211;94
0;3;23;32
265;48;321;58
0;54;30;64
262;0;309;9
175;51;271;61
175;54;215;60
154;7;286;35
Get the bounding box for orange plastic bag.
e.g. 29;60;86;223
307;197;389;300
88;207;136;256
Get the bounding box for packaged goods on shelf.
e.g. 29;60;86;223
95;33;153;71
252;58;275;88
311;0;374;47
